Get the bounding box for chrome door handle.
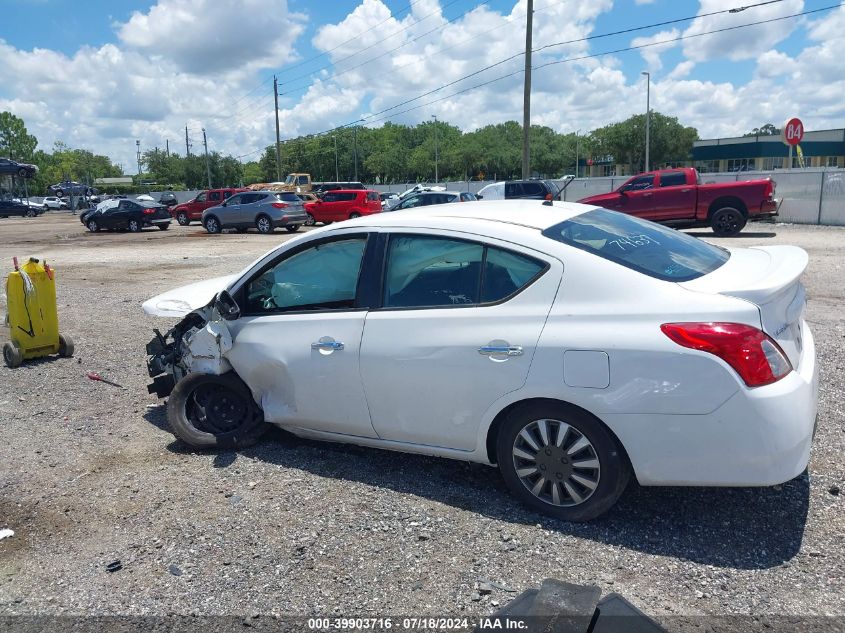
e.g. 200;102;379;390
311;341;344;351
681;188;691;193
478;345;523;356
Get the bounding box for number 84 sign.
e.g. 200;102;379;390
782;117;804;146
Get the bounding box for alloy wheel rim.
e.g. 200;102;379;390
258;217;270;232
717;211;738;232
306;214;315;226
207;219;218;232
512;419;601;507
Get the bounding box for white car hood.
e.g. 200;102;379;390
142;274;237;317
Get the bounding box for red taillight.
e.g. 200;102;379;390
271;202;288;209
660;322;792;387
143;208;155;214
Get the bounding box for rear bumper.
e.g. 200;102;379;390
749;198;781;221
272;212;308;227
606;320;818;487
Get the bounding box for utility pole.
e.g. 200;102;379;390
432;115;439;183
136;140;141;176
575;129;580;178
185;126;190;157
273;75;282;182
166;139;170;157
642;71;651;172
522;0;534;181
332;135;339;181
353;125;358;181
202;128;212;188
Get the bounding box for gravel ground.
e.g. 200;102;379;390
0;213;843;625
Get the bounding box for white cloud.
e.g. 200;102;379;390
630;29;680;71
682;0;804;62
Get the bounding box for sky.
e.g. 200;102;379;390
0;0;843;173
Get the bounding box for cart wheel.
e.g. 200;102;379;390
58;334;75;358
3;341;23;368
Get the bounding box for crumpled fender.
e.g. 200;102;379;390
183;318;233;375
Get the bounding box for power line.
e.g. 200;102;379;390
232;1;829;161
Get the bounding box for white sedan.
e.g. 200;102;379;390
143;201;818;521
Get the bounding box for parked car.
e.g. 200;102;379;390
143;200;817;521
49;181;96;197
304;189;382;225
379;192;400;209
577;168;779;237
312;181;366;195
41;196;68;210
202;191;308;234
83;198;171;233
386;190;476;211
296;192;319;204
158;192;179;209
477;180;561;201
0;158;38;178
171;188;248;225
0;197;42;217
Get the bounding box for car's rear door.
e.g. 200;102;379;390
359;230;561;450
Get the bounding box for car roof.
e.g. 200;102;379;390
364;199;594;231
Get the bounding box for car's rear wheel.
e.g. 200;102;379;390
496;401;630;522
128;219;142;232
255;214;273;234
25;208;36;218
710;207;746;237
166;372;268;449
349;212;361;219
176;212;190;226
55;189;64;197
3;341;23;368
158;223;170;231
285;225;299;233
87;219;99;232
305;213;316;226
204;216;221;234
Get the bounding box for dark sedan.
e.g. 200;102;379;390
0;158;38;178
49;181;97;197
82;199;171;233
0;198;42;218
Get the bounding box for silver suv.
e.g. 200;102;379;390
202;191;308;234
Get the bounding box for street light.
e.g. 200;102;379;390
642;71;650;172
575;129;580;178
332;134;339;181
431;114;438;183
135;140;141;176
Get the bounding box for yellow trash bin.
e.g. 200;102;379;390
3;257;74;368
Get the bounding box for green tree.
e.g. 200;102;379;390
0;111;37;161
743;123;780;137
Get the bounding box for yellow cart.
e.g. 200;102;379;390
3;257;74;368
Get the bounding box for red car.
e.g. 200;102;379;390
304;189;381;226
171;188;248;225
577;167;779;237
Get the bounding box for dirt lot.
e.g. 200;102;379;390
0;213;843;624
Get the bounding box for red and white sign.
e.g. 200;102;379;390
782;117;804;146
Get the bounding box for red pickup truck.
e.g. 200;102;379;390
577;168;779;236
171;188;248;225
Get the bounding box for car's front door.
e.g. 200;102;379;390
614;174;657;219
225;233;377;437
651;171;695;219
220;193;243;226
359;231;561;451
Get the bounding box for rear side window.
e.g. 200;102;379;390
382;235;546;309
521;182;545;197
209;191;222;201
659;172;687;187
542;208;729;282
366;192;380;202
505;183;522;198
337;192;357;202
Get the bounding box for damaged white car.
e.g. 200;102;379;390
145;201;818;521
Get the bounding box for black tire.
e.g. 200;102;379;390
3;341;23;368
87;219;100;232
710;207;746;237
496;401;630;522
305;213;316;227
285;224;299;233
18;168;27;177
25;207;36;218
58;334;75;358
176;212;190;226
348;212;361;220
255;214;274;234
322;220;333;226
166;372;268;449
158;223;170;231
55;189;64;197
128;219;142;233
204;216;222;234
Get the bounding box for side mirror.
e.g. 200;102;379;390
215;290;240;321
618;188;628;196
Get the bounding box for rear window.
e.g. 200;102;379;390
366;192;380;202
276;192;301;202
542;208;729;282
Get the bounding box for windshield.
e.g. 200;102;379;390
542;208;729;282
284;175;295;185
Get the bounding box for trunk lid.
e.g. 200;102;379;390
680;245;808;368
